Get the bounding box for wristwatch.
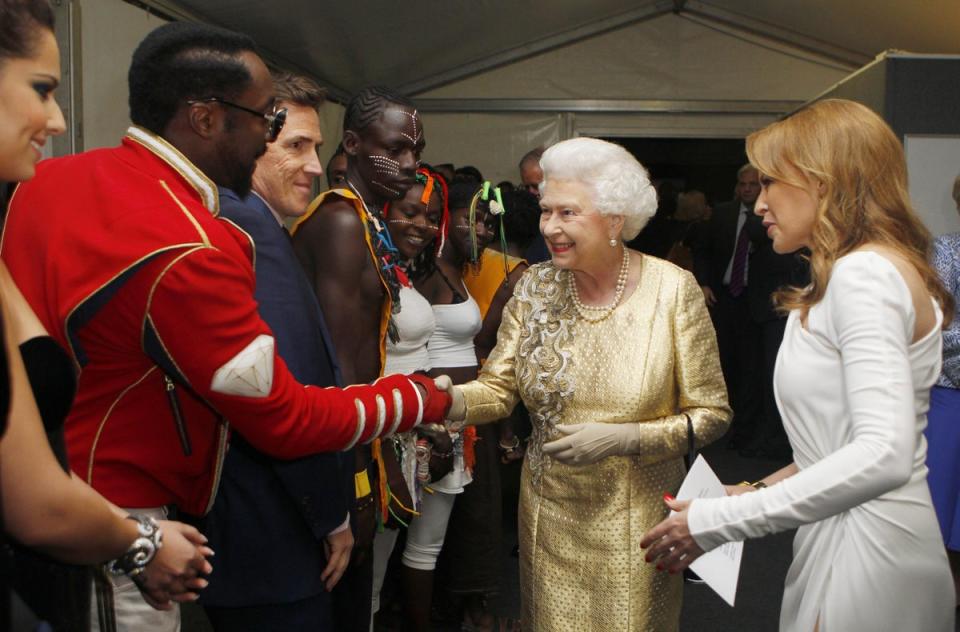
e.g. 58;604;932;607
105;515;163;579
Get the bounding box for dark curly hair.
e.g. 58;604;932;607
343;86;414;134
447;181;483;212
0;0;54;63
128;22;256;135
499;189;541;251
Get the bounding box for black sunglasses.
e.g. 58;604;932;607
189;97;287;142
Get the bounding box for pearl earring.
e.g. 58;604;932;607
609;238;617;247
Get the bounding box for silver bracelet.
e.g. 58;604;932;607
105;515;163;578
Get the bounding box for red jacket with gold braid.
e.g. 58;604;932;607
0;127;448;516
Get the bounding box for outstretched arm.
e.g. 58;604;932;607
456;292;525;425
145;245;448;458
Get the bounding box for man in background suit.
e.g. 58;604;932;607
200;72;353;630
742;212;809;459
693;164;762;451
518;146;550;263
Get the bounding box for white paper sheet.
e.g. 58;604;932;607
674;455;744;606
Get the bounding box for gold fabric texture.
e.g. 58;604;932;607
461;256;731;631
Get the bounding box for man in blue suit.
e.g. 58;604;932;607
200;72;353;630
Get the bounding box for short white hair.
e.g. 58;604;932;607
539;137;657;241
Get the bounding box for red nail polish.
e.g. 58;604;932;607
663;493;675;502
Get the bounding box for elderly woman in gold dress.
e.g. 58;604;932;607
437;137;731;631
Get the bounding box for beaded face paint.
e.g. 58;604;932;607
370;154;402;196
370;154;400;177
384;170;446;270
397;109;423;146
388;219;439;230
356;105;425;201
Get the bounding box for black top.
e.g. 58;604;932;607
0;311;10;438
19;337;76;471
3;335;86;629
0;312;9;629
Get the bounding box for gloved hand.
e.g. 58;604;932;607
433;375;466;423
541;422;642;466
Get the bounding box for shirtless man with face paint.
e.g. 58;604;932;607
292;86;425;631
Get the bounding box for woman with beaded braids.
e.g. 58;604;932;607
367;166;459;630
436;137;730;631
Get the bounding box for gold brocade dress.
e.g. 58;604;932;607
460;256;731;631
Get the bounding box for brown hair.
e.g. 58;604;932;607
747;99;953;323
0;0;54;64
271;71;325;111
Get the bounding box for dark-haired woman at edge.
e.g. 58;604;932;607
0;1;211;628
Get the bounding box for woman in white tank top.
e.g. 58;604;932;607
415;182;499;631
370;170;447;629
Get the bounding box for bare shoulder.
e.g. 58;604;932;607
0;261;47;342
295;197;364;242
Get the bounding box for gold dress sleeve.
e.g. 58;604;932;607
460;293;523;423
633;269;731;464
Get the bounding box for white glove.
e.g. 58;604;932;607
433;375;466;423
541;422;642;466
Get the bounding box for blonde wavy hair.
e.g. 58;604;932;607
747;98;953;322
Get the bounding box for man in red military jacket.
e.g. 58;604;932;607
0;22;448;631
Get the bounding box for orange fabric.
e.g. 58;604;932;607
463;426;477;472
463;249;526;320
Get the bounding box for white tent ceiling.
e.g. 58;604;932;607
147;0;960;101
73;0;958;185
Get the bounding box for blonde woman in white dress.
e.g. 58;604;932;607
641;99;955;632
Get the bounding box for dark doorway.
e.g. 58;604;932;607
604;136;747;259
605;136;748;205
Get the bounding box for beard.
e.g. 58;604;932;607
220;119;265;197
228;167;254;198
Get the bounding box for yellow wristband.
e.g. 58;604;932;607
354;470;371;498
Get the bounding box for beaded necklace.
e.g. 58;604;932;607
346;180;406;342
568;246;631;323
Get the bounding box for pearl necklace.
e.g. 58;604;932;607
569;246;631;323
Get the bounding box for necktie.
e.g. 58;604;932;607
728;214;749;297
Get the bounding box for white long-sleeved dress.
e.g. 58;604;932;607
688;252;954;632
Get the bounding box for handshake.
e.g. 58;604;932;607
431;376;644;466
433;375;465;426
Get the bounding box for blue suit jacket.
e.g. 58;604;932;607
200;188;353;607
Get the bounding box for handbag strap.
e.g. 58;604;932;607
684;413;696;469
